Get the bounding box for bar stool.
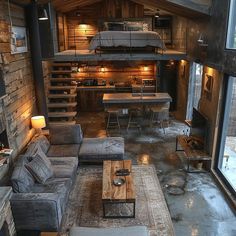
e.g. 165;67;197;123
149;103;169;134
127;107;142;131
106;107;121;134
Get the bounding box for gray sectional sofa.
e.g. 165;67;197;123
10;124;125;232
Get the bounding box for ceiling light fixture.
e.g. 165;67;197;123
155;9;160;18
38;7;48;21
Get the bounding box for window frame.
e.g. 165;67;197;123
226;0;236;50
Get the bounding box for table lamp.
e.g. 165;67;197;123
31;116;46;135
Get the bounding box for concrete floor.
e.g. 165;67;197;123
78;111;236;236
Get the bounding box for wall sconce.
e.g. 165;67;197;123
31;116;46;135
79;20;87;28
38;7;48;21
197;34;208;47
143;65;149;71
154;9;160;18
100;65;105;73
77;67;82;72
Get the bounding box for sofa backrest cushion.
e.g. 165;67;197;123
25;135;50;156
25;147;54;184
49;124;83;145
11;155;35;193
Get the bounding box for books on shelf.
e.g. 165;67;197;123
0;148;13;155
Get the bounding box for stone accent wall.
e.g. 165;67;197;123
0;1;36;181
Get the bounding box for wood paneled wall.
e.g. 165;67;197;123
72;62;155;84
0;1;36;177
59;0;145;50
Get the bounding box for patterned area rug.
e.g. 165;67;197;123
60;165;175;236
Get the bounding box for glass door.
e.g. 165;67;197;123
216;76;236;194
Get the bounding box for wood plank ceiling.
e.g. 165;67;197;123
13;0;211;18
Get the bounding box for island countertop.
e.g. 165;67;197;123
103;93;172;104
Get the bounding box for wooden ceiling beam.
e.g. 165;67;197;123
131;0;211;18
54;0;103;13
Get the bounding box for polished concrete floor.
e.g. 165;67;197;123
78;111;236;236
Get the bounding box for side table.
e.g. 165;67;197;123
176;135;212;173
0;187;16;236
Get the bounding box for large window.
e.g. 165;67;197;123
226;0;236;49
215;76;236;195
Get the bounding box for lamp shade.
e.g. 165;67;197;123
31;116;46;129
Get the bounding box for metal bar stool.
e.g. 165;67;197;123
127;106;142;131
106;107;121;134
149;103;170;134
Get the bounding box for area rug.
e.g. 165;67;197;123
60;165;175;236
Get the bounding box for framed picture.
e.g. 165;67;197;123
11;26;28;54
204;74;213;100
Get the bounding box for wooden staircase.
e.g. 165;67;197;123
47;62;78;125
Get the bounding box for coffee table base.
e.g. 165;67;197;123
103;201;136;218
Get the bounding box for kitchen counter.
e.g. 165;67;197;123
77;85;115;91
103;93;172;104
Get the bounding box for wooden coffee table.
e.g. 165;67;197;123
102;160;136;218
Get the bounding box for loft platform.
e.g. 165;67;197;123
54;49;187;62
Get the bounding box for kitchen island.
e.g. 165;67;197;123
103;93;172;108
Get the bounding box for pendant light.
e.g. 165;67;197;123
154;9;160;18
38;6;48;21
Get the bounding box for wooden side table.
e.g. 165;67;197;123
176;135;211;173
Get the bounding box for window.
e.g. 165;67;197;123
186;63;203;120
215;76;236;195
226;0;236;49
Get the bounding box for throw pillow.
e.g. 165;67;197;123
25;149;53;183
49;124;83;145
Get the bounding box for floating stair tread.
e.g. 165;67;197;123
47;102;77;108
48;86;77;90
48;121;76;125
51;70;72;74
48;94;77;98
48;112;77;118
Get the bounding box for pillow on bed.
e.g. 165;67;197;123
125;22;149;31
104;22;125;31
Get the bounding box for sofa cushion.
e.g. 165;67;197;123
30;178;72;214
47;144;80;158
52;164;76;179
25;150;53;184
69;226;148;236
11;156;35;193
25;135;50;156
49;124;83;145
79;137;124;162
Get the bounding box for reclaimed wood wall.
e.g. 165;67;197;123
0;0;36;176
60;0;145;51
72;62;155;84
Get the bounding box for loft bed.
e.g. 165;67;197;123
88;31;166;54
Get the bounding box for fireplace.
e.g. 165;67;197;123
0;130;9;149
0;69;6;98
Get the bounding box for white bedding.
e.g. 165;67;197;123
89;31;166;50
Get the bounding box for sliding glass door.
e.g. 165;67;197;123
216;76;236;194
